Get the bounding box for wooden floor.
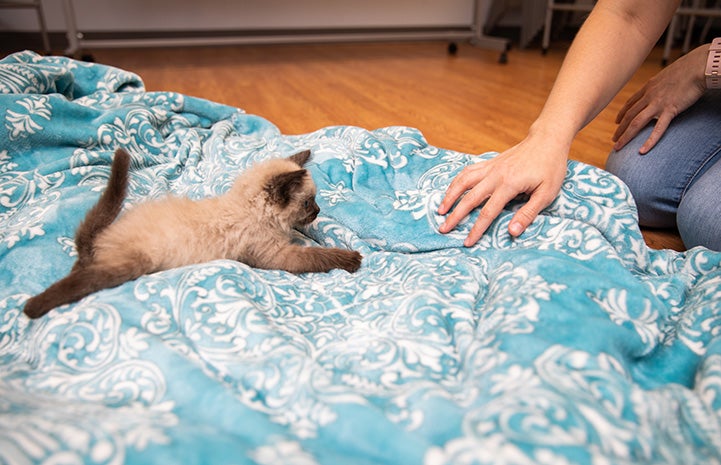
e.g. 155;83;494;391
87;40;685;251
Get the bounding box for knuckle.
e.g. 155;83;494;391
477;206;498;222
628;118;645;132
466;189;489;206
454;167;481;186
514;208;537;225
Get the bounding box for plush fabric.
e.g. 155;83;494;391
1;51;720;465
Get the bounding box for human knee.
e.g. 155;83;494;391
605;148;677;228
677;183;721;251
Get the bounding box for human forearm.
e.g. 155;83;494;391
438;0;682;246
531;0;680;148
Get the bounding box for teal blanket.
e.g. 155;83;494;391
1;51;720;465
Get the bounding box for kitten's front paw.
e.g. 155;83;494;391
340;250;362;273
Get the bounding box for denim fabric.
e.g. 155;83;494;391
605;91;721;250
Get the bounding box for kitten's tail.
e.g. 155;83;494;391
24;262;143;319
73;148;131;267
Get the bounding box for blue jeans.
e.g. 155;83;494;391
605;92;721;251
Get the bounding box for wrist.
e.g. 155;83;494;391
527;120;574;152
705;38;721;89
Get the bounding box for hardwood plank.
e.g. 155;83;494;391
88;41;685;251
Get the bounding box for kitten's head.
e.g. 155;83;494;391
263;150;320;227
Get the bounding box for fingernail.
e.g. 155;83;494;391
509;222;523;236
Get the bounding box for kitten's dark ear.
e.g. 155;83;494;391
265;169;307;206
288;150;311;167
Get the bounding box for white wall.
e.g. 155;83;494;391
2;0;475;32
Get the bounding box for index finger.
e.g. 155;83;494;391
639;113;672;154
437;163;486;216
439;179;492;234
463;185;520;247
616;88;644;124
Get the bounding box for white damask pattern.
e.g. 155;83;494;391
1;50;721;465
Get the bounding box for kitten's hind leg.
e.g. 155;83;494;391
256;245;362;274
24;258;147;319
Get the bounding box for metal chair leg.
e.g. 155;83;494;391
34;0;50;53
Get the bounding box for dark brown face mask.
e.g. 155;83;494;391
302;197;321;225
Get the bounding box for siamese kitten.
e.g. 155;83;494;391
24;148;362;319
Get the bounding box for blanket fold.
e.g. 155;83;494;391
1;50;720;465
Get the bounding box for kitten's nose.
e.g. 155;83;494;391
308;204;320;222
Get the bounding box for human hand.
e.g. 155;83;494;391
437;136;568;247
613;44;708;154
